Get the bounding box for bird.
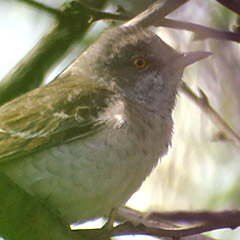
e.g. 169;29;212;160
0;25;210;226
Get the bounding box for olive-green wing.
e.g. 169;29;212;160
0;73;114;162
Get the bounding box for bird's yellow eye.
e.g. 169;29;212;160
133;57;147;69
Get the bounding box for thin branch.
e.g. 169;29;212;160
18;0;240;44
180;81;240;147
61;1;130;22
18;0;130;22
159;18;240;43
124;0;190;27
112;207;240;239
148;210;240;228
112;219;230;239
18;0;62;16
72;207;216;239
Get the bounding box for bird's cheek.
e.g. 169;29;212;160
153;74;165;92
142;73;165;96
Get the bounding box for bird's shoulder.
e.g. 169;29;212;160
0;73;114;162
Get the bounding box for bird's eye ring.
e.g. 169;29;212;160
133;57;147;69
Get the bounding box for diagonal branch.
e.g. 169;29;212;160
18;0;62;16
160;18;240;42
180;81;240;147
17;0;130;22
0;0;107;106
124;0;189;27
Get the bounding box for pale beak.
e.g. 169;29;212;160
173;51;212;70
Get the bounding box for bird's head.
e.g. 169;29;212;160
78;26;210;112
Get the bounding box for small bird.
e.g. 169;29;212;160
0;25;209;225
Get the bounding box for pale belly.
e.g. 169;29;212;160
0;121;170;224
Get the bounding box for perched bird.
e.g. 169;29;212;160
0;25;209;225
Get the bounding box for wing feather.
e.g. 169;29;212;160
0;73;113;162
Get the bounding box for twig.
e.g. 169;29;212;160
113;207;240;239
18;0;62;16
159;18;240;43
72;207;216;239
18;0;130;22
62;1;130;22
180;81;240;147
124;0;189;27
148;210;240;228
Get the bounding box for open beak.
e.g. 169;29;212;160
173;51;212;70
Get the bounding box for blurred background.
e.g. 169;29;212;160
1;0;240;239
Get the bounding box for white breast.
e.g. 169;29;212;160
1;101;172;224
